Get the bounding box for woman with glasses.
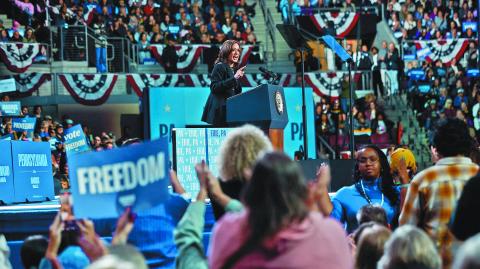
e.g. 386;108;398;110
315;145;400;232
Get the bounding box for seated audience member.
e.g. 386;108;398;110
21;235;48;269
210;124;272;220
357;204;388;227
315;145;400;233
400;119;478;267
452;234;480;269
451;174;480;241
209;152;353;269
378;225;441;269
355;224;391;269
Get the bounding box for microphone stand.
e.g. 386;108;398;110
300;47;308;159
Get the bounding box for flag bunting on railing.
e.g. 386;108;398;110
149;44;253;73
414;38;469;66
59;74;118;106
0;43;41;73
304;72;347;99
126;74;181;97
311;12;359;38
14;73;51;95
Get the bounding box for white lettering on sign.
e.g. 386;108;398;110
18;154;48;167
0;166;10;176
76;152;166;195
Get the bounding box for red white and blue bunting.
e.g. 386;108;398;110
304;72;347;99
311;12;359;38
241;73;296;87
184;74;211;87
414;38;469;66
150;44;209;73
59;74;118;106
0;43;41;73
126;74;180;97
149;44;254;73
14;73;50;95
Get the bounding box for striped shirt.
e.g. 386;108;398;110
399;157;479;268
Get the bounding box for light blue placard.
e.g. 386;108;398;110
68;138;171;219
0;101;21;117
149;87;316;159
0;141;14;204
11;141;54;202
64;124;91;154
12;117;37;133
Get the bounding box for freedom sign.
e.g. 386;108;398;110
64;124;90;154
68;138;171;219
12;117;37;133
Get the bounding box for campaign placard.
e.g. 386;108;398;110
12;117;37;134
0;78;16;94
68;138;171;219
64;124;90;154
11;141;54;202
0;101;21;117
0;141;14;204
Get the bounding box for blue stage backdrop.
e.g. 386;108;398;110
0;141;14;204
11;141;54;202
148;87;316;160
68;138;171;219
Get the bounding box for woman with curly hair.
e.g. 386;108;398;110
210;124;272;220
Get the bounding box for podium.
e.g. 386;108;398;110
226;84;288;150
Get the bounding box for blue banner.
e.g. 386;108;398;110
12;117;37;133
0;101;21;117
0;141;14;204
149;87;316;160
64;124;90;154
11;141;54;202
68;138;171;219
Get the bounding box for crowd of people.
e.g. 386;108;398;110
2;0;261;69
1;120;480;269
0;95;129;196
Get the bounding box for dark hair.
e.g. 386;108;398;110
21;235;48;269
433;118;472;157
358;204;388;226
215;39;240;67
356;225;391;269
354;145;398;206
221;152;309;268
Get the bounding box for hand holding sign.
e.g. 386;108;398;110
77;219;107;262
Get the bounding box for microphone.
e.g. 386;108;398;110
259;67;279;80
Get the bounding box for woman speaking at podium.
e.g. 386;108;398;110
202;40;246;127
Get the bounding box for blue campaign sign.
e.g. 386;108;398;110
68;138;171;219
0;101;21;117
0;141;14;204
149;87;316;159
12;117;37;133
64;124;90;154
11;141;54;202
